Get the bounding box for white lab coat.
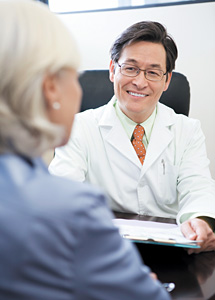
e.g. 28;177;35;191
49;97;215;224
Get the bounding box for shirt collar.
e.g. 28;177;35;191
114;99;157;143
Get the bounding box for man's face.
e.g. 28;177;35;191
109;41;172;123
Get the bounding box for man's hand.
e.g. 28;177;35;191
180;218;215;254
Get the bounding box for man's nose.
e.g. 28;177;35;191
131;71;148;88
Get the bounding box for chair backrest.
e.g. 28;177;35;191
79;70;190;116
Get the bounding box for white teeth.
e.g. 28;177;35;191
129;92;146;98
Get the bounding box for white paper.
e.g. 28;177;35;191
113;218;199;246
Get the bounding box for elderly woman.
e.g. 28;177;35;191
0;1;170;300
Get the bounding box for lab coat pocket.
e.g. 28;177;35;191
158;159;179;204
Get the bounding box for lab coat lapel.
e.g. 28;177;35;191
142;103;175;174
98;98;141;168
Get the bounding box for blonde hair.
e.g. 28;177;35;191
0;0;80;157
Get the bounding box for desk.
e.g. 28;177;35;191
114;212;215;300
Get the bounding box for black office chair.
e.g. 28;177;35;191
79;70;190;116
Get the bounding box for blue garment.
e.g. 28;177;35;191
0;154;170;300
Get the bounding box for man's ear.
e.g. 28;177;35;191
163;72;172;92
43;74;60;108
109;60;115;83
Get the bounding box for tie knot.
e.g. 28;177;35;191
133;125;144;141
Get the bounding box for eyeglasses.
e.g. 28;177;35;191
117;63;167;82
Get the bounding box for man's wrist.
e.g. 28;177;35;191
197;216;215;232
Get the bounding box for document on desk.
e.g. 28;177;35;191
113;218;200;248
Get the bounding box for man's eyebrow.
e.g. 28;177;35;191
123;59;138;64
122;59;163;69
149;63;163;69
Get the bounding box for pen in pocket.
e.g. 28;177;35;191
161;159;165;175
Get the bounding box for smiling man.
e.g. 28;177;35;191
49;21;215;253
109;41;171;123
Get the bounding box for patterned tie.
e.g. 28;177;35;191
131;125;146;165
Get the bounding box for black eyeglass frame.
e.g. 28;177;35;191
117;63;168;82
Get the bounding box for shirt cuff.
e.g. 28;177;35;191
197;216;215;232
180;213;215;232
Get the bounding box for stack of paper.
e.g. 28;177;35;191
113;218;200;248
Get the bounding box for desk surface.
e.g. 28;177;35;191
114;212;215;300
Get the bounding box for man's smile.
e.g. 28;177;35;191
127;91;148;98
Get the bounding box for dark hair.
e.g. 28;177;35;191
110;21;178;73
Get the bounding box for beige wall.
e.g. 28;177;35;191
42;149;54;166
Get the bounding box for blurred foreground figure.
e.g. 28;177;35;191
0;1;170;299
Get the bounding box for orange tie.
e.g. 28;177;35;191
132;125;146;165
